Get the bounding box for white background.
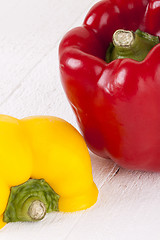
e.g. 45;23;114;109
0;0;160;239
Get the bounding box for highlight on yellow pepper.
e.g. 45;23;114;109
0;115;98;229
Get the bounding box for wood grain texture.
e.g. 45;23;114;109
0;0;160;239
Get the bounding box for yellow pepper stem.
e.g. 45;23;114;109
3;179;59;223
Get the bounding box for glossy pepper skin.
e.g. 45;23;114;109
59;0;160;172
0;115;98;229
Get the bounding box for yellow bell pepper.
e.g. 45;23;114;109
0;115;98;229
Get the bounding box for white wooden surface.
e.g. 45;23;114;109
0;1;160;239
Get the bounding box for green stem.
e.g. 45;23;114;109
21;198;46;221
106;29;159;63
3;179;59;223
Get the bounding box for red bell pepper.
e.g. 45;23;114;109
59;0;160;172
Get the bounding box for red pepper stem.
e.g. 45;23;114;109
106;29;159;63
113;29;135;48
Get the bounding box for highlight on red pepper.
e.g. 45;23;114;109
0;115;98;229
59;0;160;172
